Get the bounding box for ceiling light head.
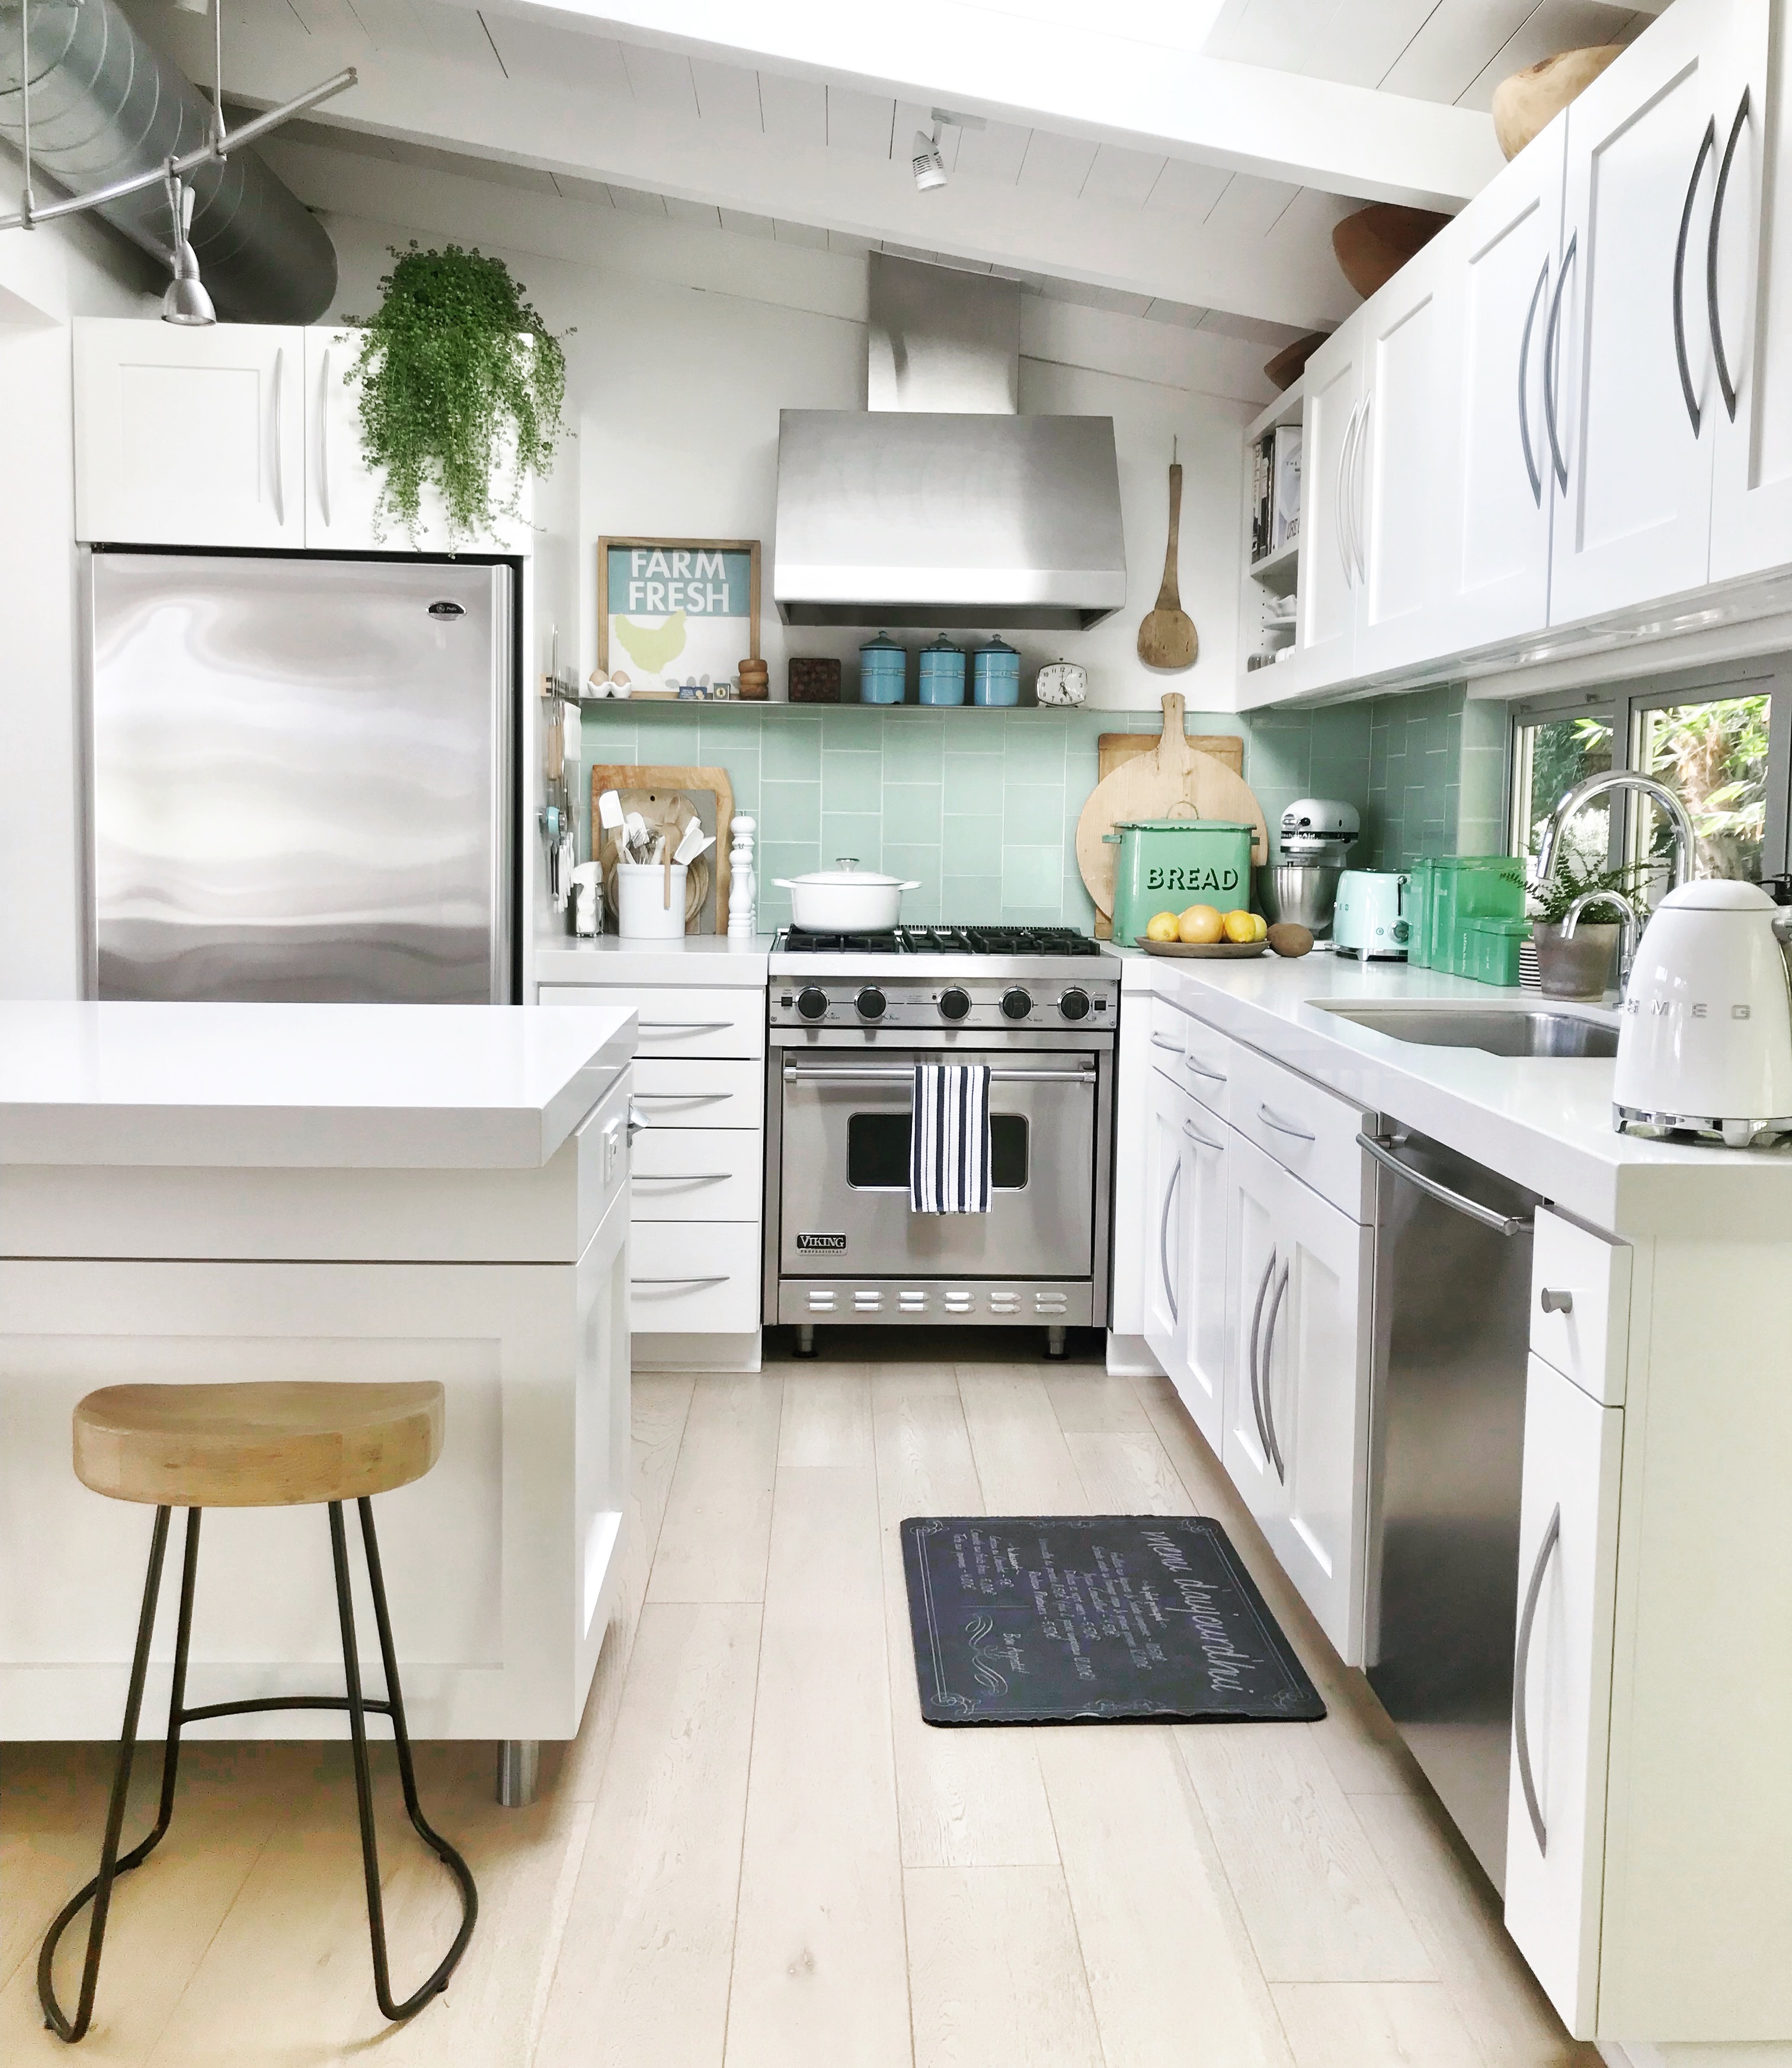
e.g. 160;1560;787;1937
911;127;947;193
159;169;215;327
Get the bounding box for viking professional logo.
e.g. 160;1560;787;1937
796;1232;847;1251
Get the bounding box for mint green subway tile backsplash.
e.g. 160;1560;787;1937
578;693;1483;929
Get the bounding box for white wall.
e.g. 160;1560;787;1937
0;212;156;1000
304;146;1253;711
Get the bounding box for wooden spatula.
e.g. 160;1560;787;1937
1138;445;1198;672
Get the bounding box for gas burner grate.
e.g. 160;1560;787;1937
780;928;903;954
777;924;1103;957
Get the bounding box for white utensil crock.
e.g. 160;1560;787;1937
617;861;689;939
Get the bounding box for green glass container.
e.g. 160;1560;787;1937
1409;855;1528;973
1106;819;1255;947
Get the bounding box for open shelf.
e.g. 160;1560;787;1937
1247;536;1300;597
581;696;1104;716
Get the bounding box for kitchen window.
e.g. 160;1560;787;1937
1508;656;1792;900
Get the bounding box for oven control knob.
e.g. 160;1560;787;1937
938;987;972;1022
1058;986;1092;1022
796;986;830;1022
1000;986;1033;1021
856;985;887;1021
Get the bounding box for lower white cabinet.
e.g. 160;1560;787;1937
1172;1097;1230;1450
1141;1059;1186;1380
1505;1353;1624;2038
629;1220;761;1333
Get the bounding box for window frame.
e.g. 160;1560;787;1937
1506;653;1792;883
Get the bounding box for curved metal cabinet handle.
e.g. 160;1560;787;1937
1258;1102;1317;1144
1247;1246;1276;1465
1351;391;1373;584
1708;86;1751;425
1182;1115;1223;1152
1183;1055;1227;1082
1150;1033;1183;1053
1543;229;1576;493
639;1019;732;1034
1674;117;1718;438
632;1274;729;1287
635;1090;731;1104
1335;398;1363;584
632;1171;729;1184
1260;1260;1290;1482
1539;1286;1574;1314
1519;255;1550;507
1514;1502;1563;1856
1159;1157;1183;1324
272;346;286;525
1358;1132;1533;1237
318;344;331;528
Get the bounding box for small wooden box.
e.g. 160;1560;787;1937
788;657;841;703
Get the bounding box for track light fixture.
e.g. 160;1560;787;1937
160;165;215;325
911;125;948;193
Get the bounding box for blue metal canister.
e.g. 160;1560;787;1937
917;635;967;706
971;635;1020;707
857;631;907;705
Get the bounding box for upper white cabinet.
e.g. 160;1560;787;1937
74;322;303;550
1548;0;1730;624
1260;322;1362;701
75;319;530;555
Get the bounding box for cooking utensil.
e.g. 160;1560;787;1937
674;823;715;867
1257;862;1345;940
590;764;735;931
1076;693;1268;935
773;858;921;932
1140;939;1269;959
1137;445;1198;672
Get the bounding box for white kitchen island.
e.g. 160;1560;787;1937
0;1002;636;1759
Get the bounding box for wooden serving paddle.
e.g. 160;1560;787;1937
1138;445;1198;672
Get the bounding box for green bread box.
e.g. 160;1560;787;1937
1106;819;1256;947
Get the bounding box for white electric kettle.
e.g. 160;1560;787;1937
1613;880;1792;1148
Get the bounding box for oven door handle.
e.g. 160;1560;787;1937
781;1065;1098;1085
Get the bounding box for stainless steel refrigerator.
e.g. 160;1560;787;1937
86;551;515;1003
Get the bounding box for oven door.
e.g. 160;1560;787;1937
778;1049;1096;1278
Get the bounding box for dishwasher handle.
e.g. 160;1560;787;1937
1357;1132;1533;1238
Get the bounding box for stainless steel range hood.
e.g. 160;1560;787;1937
773;257;1126;631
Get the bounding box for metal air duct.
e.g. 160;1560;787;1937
0;0;337;322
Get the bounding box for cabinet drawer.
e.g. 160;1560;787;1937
1229;1043;1372;1222
629;1220;761;1332
1145;995;1231;1118
631;1058;763;1129
631;1126;762;1222
1530;1209;1630;1406
540;985;763;1060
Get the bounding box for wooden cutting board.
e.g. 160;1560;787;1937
1096;727;1243;785
1076;694;1267;935
591;763;734;932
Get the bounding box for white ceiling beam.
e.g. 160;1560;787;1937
141;5;1364;328
459;0;1504;207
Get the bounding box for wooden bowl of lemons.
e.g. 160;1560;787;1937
1140;905;1313;958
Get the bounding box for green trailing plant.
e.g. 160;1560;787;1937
347;244;568;546
1530;853;1663;928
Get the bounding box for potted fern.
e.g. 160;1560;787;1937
347;243;568;548
1530;855;1662;999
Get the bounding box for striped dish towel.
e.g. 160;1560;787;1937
910;1063;992;1214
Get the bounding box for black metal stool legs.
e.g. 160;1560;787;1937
38;1506;201;2043
40;1499;475;2043
328;1497;479;2022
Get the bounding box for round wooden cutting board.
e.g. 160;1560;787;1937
1076;693;1269;926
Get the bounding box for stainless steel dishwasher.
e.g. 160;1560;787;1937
1359;1124;1540;1895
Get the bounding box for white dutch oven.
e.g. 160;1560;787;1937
774;856;921;931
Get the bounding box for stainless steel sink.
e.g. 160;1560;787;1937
1316;1005;1619;1058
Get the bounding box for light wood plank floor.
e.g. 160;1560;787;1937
1;1349;1598;2066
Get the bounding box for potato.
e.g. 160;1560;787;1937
1268;921;1314;958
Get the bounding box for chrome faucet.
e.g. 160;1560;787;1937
1532;772;1696;896
1560;887;1641;996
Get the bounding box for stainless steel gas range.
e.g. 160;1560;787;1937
763;925;1119;1353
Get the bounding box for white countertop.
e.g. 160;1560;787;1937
1121;948;1792;1235
535;934;774;987
0;1003;636;1169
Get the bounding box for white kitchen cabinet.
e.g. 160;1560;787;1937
1504;1354;1624;2039
1433;112;1565;652
1142;1055;1186;1378
1709;0;1792;579
1548;0;1730;625
1221;1126;1286;1529
1172;1095;1230;1450
1270;318;1363;699
1353;234;1452;677
74;320;304;549
304;328;532;554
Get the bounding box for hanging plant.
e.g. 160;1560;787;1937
347;243;569;546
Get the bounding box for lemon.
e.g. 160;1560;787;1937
1252;913;1269;941
1223;909;1256;944
1144;910;1180;943
1177;904;1224;945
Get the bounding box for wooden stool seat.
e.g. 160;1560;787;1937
72;1382;444;1508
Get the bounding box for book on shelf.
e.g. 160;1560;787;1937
1249;432;1273;564
1270;425;1302;554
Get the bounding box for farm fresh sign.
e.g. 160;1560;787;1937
598;536;760;695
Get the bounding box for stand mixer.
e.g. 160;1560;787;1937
1257;798;1359;943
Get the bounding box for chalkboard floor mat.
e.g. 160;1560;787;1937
901;1515;1325;1725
